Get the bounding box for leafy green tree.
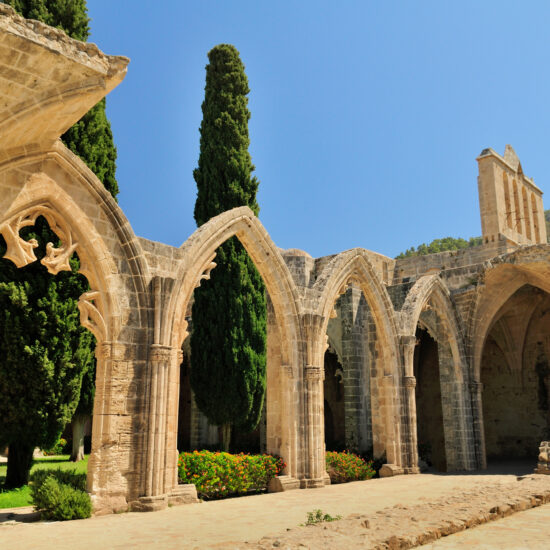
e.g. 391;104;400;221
0;223;94;487
190;44;267;451
0;0;118;486
396;236;483;259
544;209;550;243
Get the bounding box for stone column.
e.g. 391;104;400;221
403;375;419;473
87;341;135;513
302;364;325;487
469;381;487;469
400;335;419;473
143;345;173;505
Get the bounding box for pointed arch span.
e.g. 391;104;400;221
0;141;151;321
314;248;399;369
168;206;301;367
401;274;467;371
470;246;550;381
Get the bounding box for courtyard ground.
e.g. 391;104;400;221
1;462;550;549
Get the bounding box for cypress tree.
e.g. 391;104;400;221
0;0;118;486
190;44;267;451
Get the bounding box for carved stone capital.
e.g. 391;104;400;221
403;375;416;388
469;381;483;394
95;341;113;360
149;344;174;364
400;334;417;349
177;349;184;365
304;365;323;381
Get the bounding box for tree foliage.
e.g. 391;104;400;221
396;236;483;259
190;45;266;450
0;0;118;485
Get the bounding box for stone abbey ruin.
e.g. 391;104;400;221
2;5;550;514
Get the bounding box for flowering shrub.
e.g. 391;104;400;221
41;437;68;456
178;450;285;499
326;451;375;483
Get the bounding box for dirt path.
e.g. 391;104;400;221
1;471;550;549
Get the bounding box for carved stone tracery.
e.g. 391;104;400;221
0;204;79;275
78;290;107;342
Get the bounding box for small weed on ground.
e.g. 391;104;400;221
301;509;342;526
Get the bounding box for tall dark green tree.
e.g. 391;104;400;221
0;0;118;486
190;44;267;451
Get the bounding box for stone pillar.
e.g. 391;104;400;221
302;364;325;487
146;344;172;497
382;374;399;467
400;335;419;473
403;375;419;473
163;348;183;493
87;341;136;513
469;381;487;469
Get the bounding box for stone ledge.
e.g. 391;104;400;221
379;463;404;477
268;475;300;492
299;477;325;489
168;484;199;505
131;494;167;512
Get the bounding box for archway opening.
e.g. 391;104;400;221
323;349;345;451
414;327;447;471
0;215;97;488
323;284;378;459
176;263;282;457
481;284;550;467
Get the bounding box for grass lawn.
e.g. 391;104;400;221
0;455;88;509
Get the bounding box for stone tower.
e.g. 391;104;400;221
477;145;546;246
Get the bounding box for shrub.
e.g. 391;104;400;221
30;468;91;520
178;450;285;499
41;437;67;456
326;451;375;483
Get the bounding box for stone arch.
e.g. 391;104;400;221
161;206;303;488
313;249;402;468
401;275;467;371
469;248;550;466
470;250;550;383
468;248;550;468
400;275;474;470
0;142;151;512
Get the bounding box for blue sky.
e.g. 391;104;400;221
88;1;550;259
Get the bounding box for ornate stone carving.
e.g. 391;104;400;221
149;344;174;363
403;375;416;388
42;237;78;275
0;217;39;268
78;290;107;342
304;365;323;381
0;205;79;274
195;253;217;288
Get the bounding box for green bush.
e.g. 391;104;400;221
41;438;68;456
30;468;90;520
326;451;375;483
178;450;285;499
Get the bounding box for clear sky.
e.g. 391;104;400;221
87;1;550;259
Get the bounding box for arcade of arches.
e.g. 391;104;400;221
1;5;550;514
